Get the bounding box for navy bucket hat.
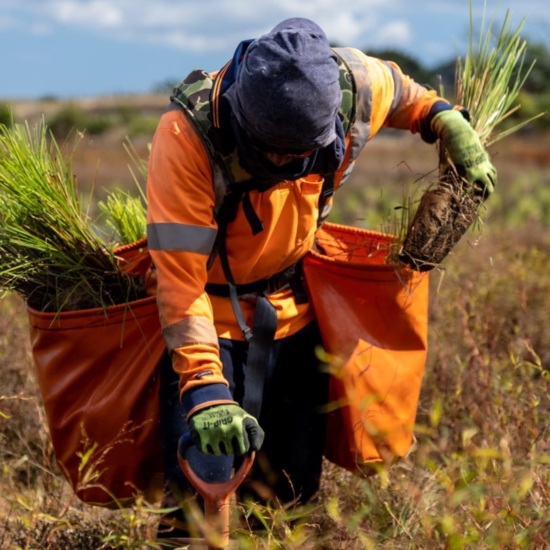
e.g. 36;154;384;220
226;18;342;150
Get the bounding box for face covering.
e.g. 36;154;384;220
229;113;346;188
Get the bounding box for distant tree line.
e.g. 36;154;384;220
154;40;549;94
153;40;550;129
364;42;550;129
366;41;550;96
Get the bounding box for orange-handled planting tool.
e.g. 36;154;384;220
173;435;255;550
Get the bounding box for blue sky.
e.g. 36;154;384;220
1;0;549;100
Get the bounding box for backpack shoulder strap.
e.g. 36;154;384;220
333;48;357;137
314;49;357;222
170;70;232;216
333;47;373;162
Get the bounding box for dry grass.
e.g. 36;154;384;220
9;95;167;127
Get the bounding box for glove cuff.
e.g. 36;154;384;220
431;108;471;137
421;101;452;143
182;383;236;418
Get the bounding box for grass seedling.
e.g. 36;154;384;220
395;1;546;269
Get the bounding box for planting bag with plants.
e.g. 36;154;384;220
26;239;166;508
303;223;429;473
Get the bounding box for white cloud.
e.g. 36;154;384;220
49;0;123;28
374;20;412;46
1;0;548;57
144;30;233;53
305;13;365;46
1;0;402;49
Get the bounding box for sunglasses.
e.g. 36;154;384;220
246;132;316;158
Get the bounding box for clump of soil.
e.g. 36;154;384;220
399;176;482;272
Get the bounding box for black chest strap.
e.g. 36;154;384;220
213;191;254;340
205;260;303;298
211;190;278;419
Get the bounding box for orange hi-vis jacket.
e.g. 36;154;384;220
147;45;452;415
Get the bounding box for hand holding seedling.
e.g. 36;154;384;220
432;109;498;198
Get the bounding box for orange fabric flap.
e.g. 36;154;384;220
27;240;165;507
303;223;429;473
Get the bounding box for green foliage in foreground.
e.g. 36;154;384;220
2;228;550;548
0;103;13;128
97;189;147;246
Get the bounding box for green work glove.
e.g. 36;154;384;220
431;109;497;198
188;404;265;456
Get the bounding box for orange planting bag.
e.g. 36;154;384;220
27;240;165;507
303;223;429;473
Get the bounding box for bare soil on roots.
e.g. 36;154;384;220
400;179;481;271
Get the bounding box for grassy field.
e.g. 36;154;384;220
1;98;550;549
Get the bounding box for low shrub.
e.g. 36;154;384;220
47;104;113;138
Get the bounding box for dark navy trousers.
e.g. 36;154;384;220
158;320;328;513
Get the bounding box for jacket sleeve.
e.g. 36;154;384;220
351;49;454;142
147;108;236;416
